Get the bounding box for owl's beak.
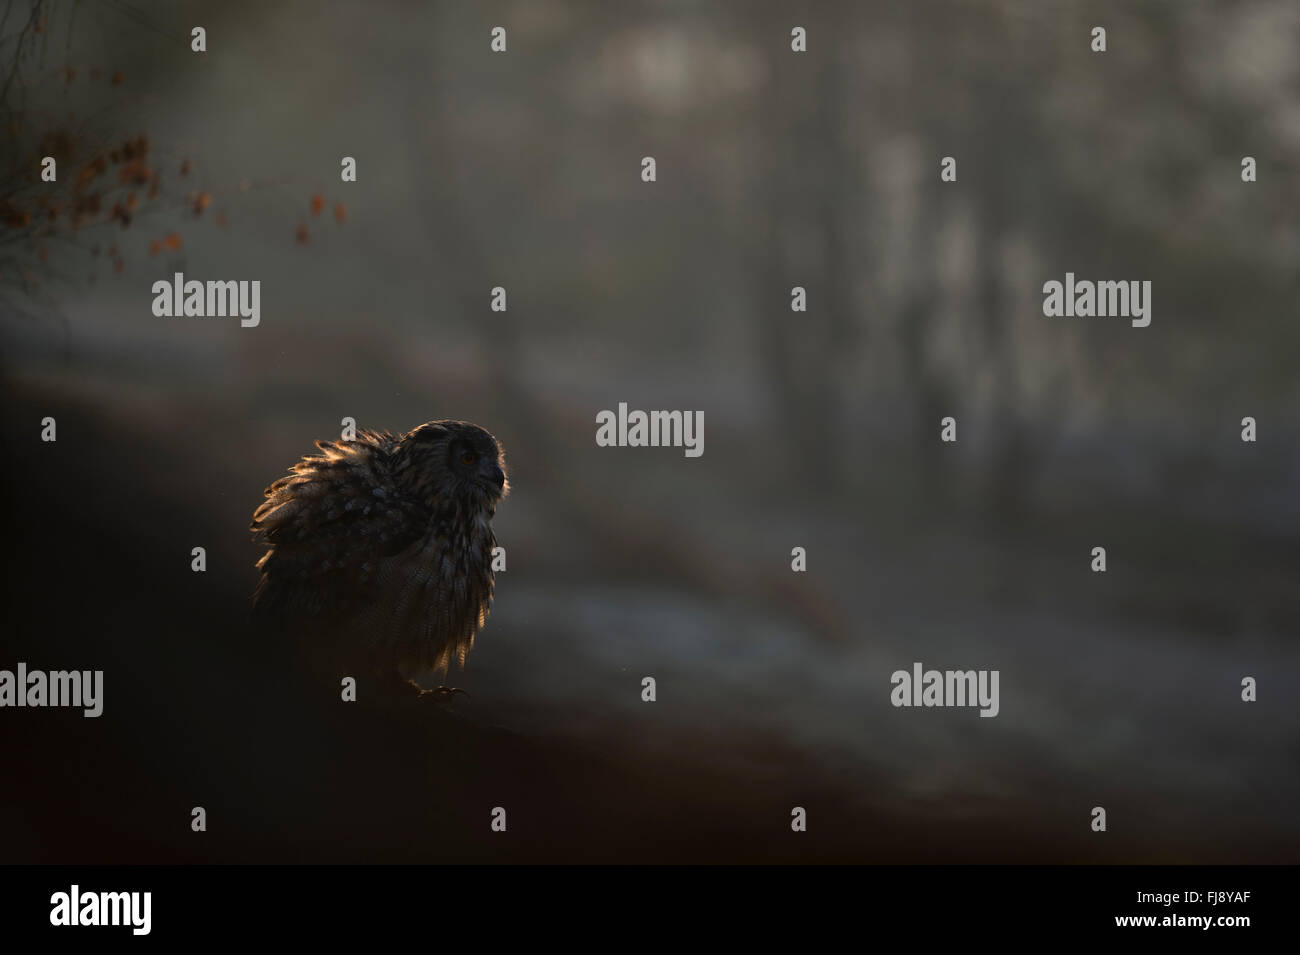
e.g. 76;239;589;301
482;462;506;493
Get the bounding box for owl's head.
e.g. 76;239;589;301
399;420;509;510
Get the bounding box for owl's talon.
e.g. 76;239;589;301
407;679;469;702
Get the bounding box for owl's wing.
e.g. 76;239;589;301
250;432;428;619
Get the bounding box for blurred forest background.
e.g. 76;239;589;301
2;0;1298;862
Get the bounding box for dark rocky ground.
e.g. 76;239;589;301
3;375;1296;864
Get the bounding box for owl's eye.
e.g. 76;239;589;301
460;451;478;466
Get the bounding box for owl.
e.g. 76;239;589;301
250;420;508;696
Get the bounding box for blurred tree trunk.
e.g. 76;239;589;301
750;18;860;497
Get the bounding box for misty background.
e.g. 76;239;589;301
2;0;1298;862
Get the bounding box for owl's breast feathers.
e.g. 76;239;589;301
250;429;497;674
